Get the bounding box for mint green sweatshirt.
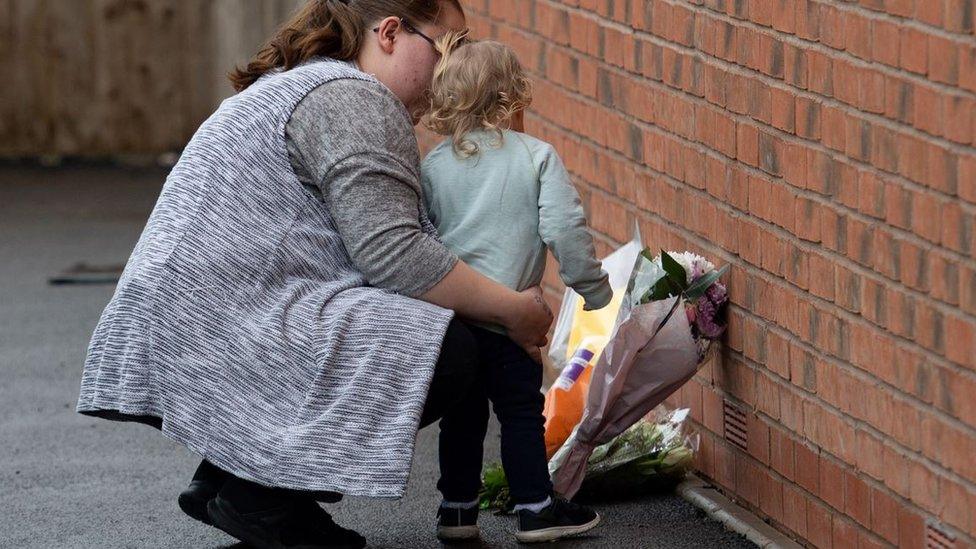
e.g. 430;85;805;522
421;129;612;331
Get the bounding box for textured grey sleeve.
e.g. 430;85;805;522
285;78;458;296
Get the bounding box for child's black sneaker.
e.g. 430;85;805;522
515;497;601;543
436;504;480;541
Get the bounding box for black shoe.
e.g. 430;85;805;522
178;480;220;525
436;504;480;541
178;460;229;525
207;494;366;549
515;497;601;543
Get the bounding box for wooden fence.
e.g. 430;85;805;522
0;0;304;157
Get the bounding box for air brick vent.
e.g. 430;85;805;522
723;400;748;451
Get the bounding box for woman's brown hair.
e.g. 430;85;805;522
230;0;462;92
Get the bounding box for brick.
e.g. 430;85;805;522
736;122;759;166
833;57;859;106
859;276;888;327
856;430;885;481
703;63;728;107
872;229;901;281
795;0;821;41
759;131;782;176
882;444;911;498
961;263;976;316
845;116;873;162
941;479;972;533
909;454;939;509
945;94;975;145
752;0;774;26
897;133;928;184
870;486;901;544
962;44;976;93
820;105;847;152
750;81;773;124
845;473;872;527
783;484;809;537
844;12;872;60
772;0;796;33
770;87;795;132
911;190;944;243
832;516;858;549
807;50;834;96
884;181;913;230
807;499;834;548
783;43;809;89
735;452;761;506
869;126;898;176
819;457;846;511
898;508;926;548
858;69;886;115
820;4;846;49
872;19;901;67
795;96;822;139
759;471;785;523
884;76;915;125
946;314;976;368
780;386;804;433
930;251;961;305
834;264;861;313
914;84;946;138
795;442;820;493
917;0;945;26
794;197;822;243
702;387;725;436
926;143;960;196
900;27;929;74
929;34;961;85
946;0;976;33
885;0;914;17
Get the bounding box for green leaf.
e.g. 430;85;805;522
660;251;688;290
684;264;729;301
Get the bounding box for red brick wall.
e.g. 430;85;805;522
421;0;976;547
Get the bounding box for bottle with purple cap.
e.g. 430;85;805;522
552;346;594;391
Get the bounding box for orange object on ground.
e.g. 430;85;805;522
543;365;592;459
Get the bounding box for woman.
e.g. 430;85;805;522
76;1;552;548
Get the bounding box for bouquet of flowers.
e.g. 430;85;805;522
546;248;729;499
624;250;729;361
479;408;697;511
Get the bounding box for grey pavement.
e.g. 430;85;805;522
0;165;753;549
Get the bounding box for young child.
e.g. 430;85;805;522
422;37;611;543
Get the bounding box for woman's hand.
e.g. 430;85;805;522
420;263;553;362
503;287;554;362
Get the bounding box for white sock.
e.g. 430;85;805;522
513;496;552;513
441;498;479;509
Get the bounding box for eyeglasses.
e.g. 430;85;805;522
372;17;437;48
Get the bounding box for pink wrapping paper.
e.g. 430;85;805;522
549;296;701;498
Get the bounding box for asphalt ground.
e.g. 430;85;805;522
0;165;753;549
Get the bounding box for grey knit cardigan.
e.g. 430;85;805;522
76;59;454;498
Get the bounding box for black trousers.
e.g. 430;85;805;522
435;325;553;505
418;318;480;428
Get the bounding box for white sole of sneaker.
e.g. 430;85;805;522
514;513;602;543
437;525;481;541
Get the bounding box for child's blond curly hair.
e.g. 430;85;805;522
425;37;533;158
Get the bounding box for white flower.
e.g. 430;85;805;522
654;251;714;284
